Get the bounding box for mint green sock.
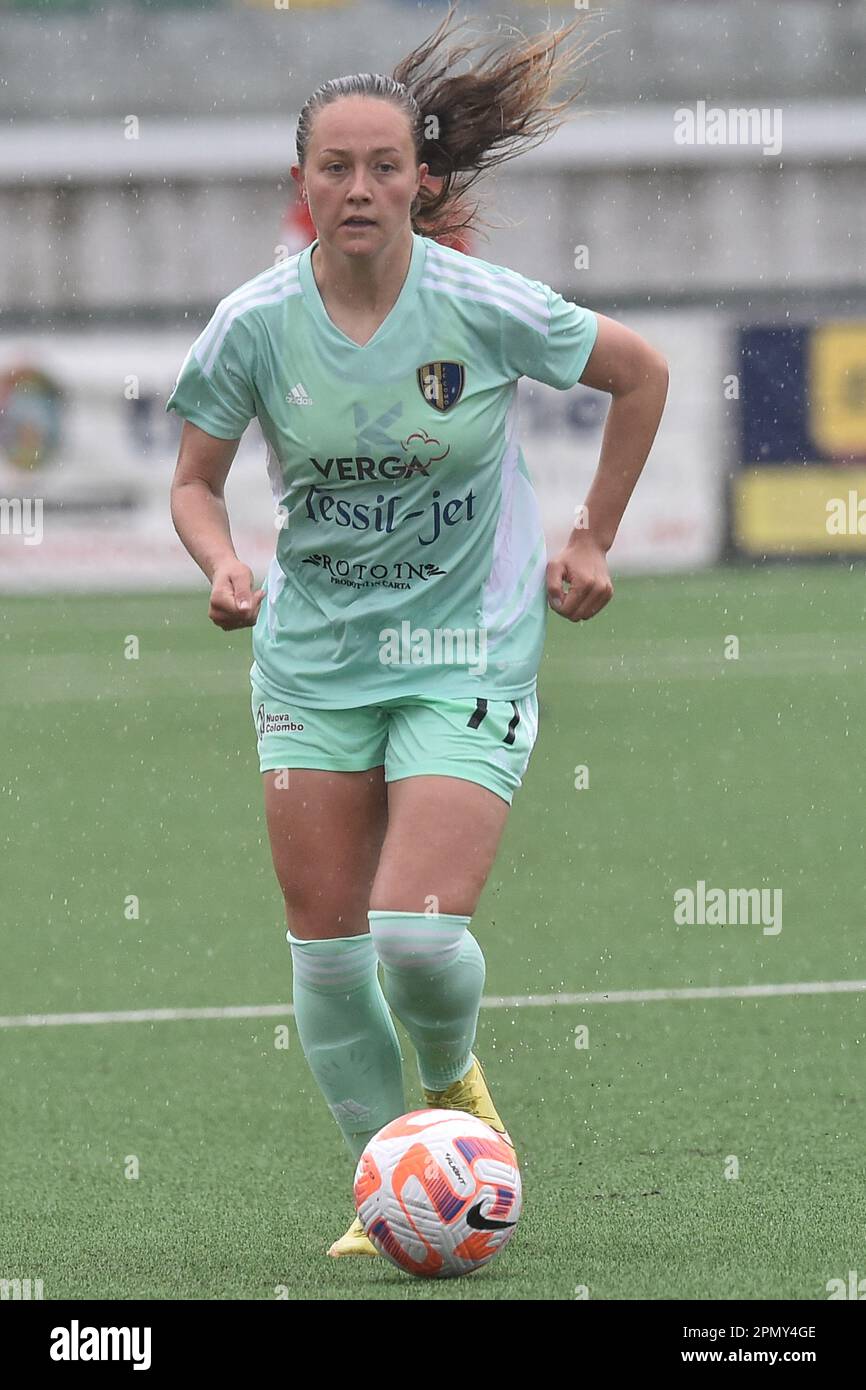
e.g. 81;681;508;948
367;910;485;1091
286;929;406;1162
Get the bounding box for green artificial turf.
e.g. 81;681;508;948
1;565;864;1298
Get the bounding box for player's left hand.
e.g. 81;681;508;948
546;533;614;622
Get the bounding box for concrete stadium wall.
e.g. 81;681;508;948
2;103;864;319
2;0;865;120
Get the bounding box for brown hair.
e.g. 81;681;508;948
294;0;601;244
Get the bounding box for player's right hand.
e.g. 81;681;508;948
208;560;265;630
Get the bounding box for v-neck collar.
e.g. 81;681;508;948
299;231;426;352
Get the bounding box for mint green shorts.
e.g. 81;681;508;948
250;678;539;806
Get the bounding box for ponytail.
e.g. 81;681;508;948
295;0;601;244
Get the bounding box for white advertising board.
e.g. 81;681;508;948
521;310;726;572
0;311;724;591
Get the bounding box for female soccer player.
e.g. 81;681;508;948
167;2;668;1258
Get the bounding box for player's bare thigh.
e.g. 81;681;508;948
263;766;388;940
369;775;511;916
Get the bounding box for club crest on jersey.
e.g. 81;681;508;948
417;361;465;413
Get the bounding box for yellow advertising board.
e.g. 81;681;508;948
735;467;866;554
809;323;866;459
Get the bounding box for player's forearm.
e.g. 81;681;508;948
572;360;669;552
170;478;239;583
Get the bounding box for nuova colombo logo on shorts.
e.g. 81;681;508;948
256;703;305;738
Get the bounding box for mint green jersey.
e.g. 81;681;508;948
165;233;598;708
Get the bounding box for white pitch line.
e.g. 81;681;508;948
486;980;866;1006
0;979;864;1029
0;1005;294;1028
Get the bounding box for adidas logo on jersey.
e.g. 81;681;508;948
286;382;313;406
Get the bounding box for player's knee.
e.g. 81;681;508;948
285;901;370;940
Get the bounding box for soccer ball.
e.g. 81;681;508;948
353;1108;522;1279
